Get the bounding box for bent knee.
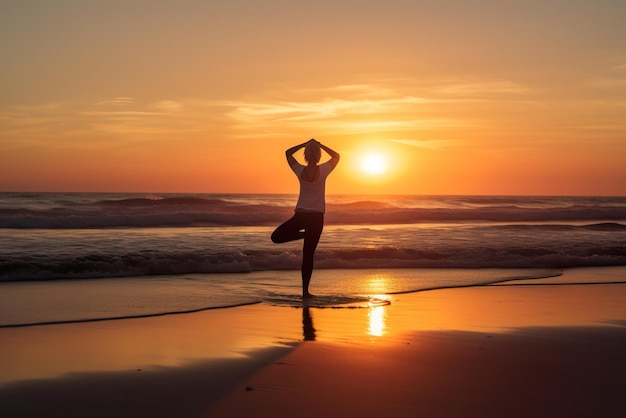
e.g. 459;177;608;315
271;231;282;243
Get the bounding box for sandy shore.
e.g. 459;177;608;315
1;267;626;418
209;327;626;418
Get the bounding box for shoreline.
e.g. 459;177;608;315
1;267;625;417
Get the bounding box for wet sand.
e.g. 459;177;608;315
1;267;625;418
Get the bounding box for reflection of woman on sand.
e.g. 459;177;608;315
302;306;316;341
271;139;340;298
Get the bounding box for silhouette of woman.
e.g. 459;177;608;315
271;139;340;298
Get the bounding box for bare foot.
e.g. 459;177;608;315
303;292;315;299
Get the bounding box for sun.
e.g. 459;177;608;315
360;152;388;175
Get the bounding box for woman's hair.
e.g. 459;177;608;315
304;140;321;164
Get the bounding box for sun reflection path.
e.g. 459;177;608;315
368;304;388;337
364;274;394;294
364;274;394;337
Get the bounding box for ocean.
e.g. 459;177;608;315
1;193;626;327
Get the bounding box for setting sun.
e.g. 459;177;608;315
360;153;388;176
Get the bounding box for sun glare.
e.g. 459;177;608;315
360;153;387;175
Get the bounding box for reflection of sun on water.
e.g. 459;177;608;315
364;274;392;294
364;274;392;337
368;304;388;337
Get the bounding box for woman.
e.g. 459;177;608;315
271;138;340;298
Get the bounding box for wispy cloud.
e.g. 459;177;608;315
82;110;163;117
221;82;462;138
0;98;219;151
610;63;626;71
389;138;460;150
222;78;533;130
434;80;531;96
1;78;536;151
305;84;398;98
226;96;432;123
6;76;614;154
94;97;135;106
151;100;184;112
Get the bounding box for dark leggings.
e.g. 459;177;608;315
271;212;324;294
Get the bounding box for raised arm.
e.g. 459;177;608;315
319;142;340;167
285;141;308;167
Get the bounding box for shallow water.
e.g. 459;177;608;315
0;268;564;327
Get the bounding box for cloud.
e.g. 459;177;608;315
308;84;397;98
0;98;219;151
610;63;626;72
2;78;533;150
222;91;445;137
226;96;430;122
222;78;534;134
151;100;184;112
94;97;135;106
389;138;460;150
0;76;571;153
81;110;163;117
434;80;531;96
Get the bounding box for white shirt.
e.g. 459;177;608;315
290;161;336;213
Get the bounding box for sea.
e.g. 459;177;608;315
1;193;626;327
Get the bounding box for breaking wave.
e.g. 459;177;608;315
2;195;626;229
2;243;626;282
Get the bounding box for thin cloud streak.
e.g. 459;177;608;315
0;99;219;150
434;80;531;96
389;138;461;150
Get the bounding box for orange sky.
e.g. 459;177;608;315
1;1;625;195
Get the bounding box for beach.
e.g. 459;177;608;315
4;0;626;414
1;267;625;418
